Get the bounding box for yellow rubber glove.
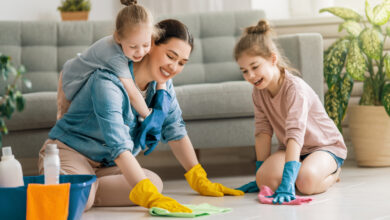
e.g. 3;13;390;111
129;179;192;213
184;164;245;197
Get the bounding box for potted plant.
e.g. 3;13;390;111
320;0;390;167
58;0;91;21
0;54;31;147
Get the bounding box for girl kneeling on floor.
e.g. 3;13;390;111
235;19;347;203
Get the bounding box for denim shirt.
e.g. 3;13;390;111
62;35;132;101
49;62;187;167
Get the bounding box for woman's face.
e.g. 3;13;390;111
148;38;192;83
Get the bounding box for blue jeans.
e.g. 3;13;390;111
300;150;344;174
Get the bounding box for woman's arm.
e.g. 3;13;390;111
168;135;199;171
114;150;147;188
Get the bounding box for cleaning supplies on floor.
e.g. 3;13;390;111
44;144;60;185
149;203;232;218
258;185;312;205
0;146;24;187
26;182;71;220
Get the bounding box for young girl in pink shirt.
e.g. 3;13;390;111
234;19;347;203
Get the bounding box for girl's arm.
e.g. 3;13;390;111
156;82;167;90
57;71;71;120
119;77;151;118
255;133;272;161
285;138;301;162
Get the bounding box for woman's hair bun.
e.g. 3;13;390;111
120;0;137;6
245;19;270;35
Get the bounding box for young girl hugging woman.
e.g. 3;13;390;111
234;19;347;203
57;0;162;130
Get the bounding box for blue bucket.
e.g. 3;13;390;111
0;174;96;220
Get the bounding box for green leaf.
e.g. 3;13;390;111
339;73;354;121
324;37;350;89
346;39;366;81
15;91;25;112
382;83;390;116
360;78;376;105
23;78;32;89
370;2;390;25
325;83;343;132
4;98;15;119
366;0;374;23
384;54;390;79
339;20;362;37
319;7;361;21
18;65;26;75
359;28;383;60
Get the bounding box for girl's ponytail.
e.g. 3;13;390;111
120;0;137;6
245;19;270;35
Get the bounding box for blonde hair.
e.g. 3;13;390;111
234;19;299;77
115;0;160;40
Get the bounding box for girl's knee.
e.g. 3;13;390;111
296;167;318;195
256;169;281;191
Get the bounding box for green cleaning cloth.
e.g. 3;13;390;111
149;203;232;218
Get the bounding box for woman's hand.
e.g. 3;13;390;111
130;179;192;213
185;164;244;196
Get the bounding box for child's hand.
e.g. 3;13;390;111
267;161;301;204
134;90;172;155
156;82;167;90
236;161;263;193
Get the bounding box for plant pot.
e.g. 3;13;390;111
61;11;89;21
348;105;390;167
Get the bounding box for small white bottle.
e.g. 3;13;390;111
44;144;60;185
0;146;24;187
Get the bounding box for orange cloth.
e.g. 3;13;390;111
26;183;70;220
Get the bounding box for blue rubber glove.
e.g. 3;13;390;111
134;90;172;155
269;161;301;204
236;161;263;193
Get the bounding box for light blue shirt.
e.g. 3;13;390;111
62;35;132;101
49;63;187;167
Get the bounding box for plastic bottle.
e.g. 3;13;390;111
0;146;24;187
44;144;60;185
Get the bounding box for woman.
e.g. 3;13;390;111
38;19;243;213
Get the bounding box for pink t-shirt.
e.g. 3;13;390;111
252;71;347;159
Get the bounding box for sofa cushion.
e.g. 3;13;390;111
5;92;57;131
175;81;254;120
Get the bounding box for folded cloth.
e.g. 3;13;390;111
26;183;71;220
258;186;312;205
149;203;231;218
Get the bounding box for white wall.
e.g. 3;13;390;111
0;0;377;21
0;0;121;21
251;0;290;20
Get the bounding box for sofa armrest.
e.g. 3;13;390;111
276;33;324;102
